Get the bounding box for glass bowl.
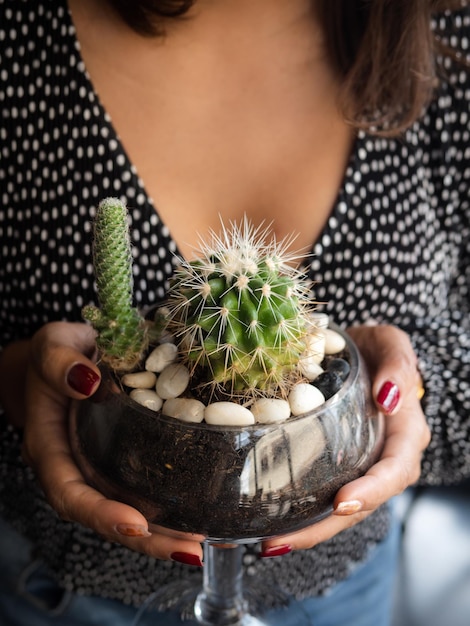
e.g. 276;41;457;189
69;326;384;543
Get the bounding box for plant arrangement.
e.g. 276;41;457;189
73;196;383;544
71;196;384;626
82;197;349;425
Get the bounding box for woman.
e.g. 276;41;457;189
0;1;468;624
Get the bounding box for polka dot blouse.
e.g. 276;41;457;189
1;0;469;608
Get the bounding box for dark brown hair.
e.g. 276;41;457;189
109;0;468;135
318;0;468;134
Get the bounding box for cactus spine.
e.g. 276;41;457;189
165;219;313;398
82;197;147;371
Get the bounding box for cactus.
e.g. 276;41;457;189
164;219;314;398
82;197;147;371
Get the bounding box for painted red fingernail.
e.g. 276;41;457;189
67;363;100;396
260;544;292;558
170;552;203;567
377;381;400;413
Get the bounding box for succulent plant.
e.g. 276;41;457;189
163;219;315;398
83;199;318;399
82;197;147;371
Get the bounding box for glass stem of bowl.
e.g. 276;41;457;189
194;543;247;625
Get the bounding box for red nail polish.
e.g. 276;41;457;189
171;552;203;567
260;544;292;558
67;363;100;396
377;381;400;413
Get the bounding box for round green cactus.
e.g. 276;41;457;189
164;220;313;397
82;197;147;371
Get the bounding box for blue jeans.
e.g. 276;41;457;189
0;512;400;626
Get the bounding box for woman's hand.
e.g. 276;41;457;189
21;322;204;566
260;323;431;558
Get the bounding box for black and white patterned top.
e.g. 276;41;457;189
1;0;469;608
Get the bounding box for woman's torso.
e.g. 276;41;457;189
0;0;469;608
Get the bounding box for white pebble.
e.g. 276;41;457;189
162;398;205;423
130;388;163;412
145;343;178;373
205;402;255;426
298;357;324;382
288;383;325;416
304;331;325;364
121;371;157;389
156;363;190;399
250;398;291;424
324;328;346;354
309;312;329;329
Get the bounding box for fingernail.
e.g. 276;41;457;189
170;552;203;567
67;363;100;396
377;381;400;413
334;500;363;516
260;544;292;558
115;524;152;538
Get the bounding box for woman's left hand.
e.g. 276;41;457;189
260;323;431;558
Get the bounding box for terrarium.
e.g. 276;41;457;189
70;198;384;625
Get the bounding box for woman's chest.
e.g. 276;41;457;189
98;82;354;259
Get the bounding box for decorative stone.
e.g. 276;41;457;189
204;402;255;426
288;383;325;416
312;371;344;400
162;398;205;423
309;312;329;329
327;357;351;381
121;371;157;389
303;331;326;365
298;356;324;382
324;328;346;354
250;398;292;424
145;343;178;373
156;363;190;399
129;388;163;412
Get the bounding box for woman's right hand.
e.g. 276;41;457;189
20;321;204;566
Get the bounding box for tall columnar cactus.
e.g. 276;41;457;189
82;197;147;371
164;219;314;397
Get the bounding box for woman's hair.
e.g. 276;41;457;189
318;0;467;134
108;0;467;135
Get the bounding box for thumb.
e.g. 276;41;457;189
347;324;421;415
30;321;101;399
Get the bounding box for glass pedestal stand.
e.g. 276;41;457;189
194;544;265;626
132;542;269;626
